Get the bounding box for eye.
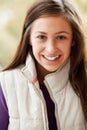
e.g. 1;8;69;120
37;35;46;40
57;35;67;40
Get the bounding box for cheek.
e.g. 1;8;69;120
64;45;72;57
59;42;71;55
31;44;41;57
32;42;44;52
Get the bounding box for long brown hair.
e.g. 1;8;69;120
3;0;87;120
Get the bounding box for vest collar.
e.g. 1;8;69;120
21;54;38;84
44;59;70;92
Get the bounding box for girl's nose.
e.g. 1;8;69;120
45;39;57;53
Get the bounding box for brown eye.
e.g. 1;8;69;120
57;35;66;40
37;35;46;40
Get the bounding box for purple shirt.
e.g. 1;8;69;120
40;85;58;130
0;84;9;130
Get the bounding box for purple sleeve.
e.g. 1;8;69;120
0;84;9;130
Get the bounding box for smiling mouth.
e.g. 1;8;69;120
43;55;61;61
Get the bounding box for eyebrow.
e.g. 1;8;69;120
55;31;71;34
35;31;71;35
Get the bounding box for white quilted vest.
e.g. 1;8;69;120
0;54;86;130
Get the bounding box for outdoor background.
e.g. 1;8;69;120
0;0;87;69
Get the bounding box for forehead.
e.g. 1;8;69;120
31;15;72;33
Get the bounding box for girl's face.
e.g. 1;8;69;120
30;16;72;76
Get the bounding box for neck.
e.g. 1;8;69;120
35;62;50;85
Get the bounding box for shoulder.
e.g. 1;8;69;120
0;65;24;80
0;65;25;89
0;65;25;96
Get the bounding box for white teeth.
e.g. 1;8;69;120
44;55;59;60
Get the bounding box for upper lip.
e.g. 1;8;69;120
43;54;61;57
45;55;59;58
